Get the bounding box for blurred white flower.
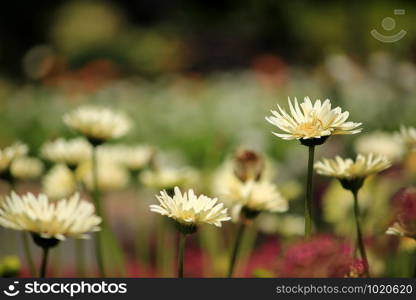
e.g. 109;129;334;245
42;164;77;200
76;158;129;191
354;131;404;162
63;106;131;143
398;126;416;152
0;142;28;173
150;186;231;228
315;153;391;180
41;137;91;167
98;144;153;171
140;167;198;190
220;178;288;221
10;157;44;180
266;97;361;141
0;192;101;240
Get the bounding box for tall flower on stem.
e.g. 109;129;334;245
315;153;391;277
266;97;362;236
150;187;230;278
64;106;131;276
0;192;101;277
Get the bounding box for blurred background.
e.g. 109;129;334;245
0;0;416;278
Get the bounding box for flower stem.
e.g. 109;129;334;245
21;232;36;277
75;239;86;277
91;146;105;277
352;190;370;277
39;247;50;278
227;221;246;277
305;145;315;237
177;233;187;278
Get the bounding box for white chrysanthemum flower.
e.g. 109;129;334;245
42;164;77;200
398;126;416;151
0;142;29;173
314;153;391;180
150;187;231;228
228;180;289;215
76;158;129;191
140;167;198;190
354;131;404;162
10;157;44;180
41;137;91;167
63;106;131;143
265;97;362;141
0;192;101;240
98;144;153;171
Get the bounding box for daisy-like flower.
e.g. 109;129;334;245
41;137;91;168
265;97;362;145
150;187;231;231
76;158;129;191
354;131;404;162
0;192;101;240
42;164;77;200
314;153;391;190
98;144;154;171
140;167;198;191
0;142;28;174
397;125;416;151
226;180;288;219
63;106;131;145
10;157;44;180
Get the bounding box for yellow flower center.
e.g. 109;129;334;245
295;117;324;137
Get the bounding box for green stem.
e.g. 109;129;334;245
227;222;246;277
352;190;370;277
91;146;105;277
75;239;86;277
39;247;50;278
305;145;315;237
21;232;36;277
177;233;187;278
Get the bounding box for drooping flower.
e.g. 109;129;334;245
63;106;131;144
0;192;101;240
10;157;44;180
265;97;362;143
150;187;231;230
314;153;391;185
41;137;91;168
42;164;77;200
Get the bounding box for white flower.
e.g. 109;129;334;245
265;97;362;141
228;180;289;214
354;131;404;162
63;106;131;142
140;167;198;190
98;144;153;171
397;126;416;151
76;158;129;191
0;192;101;240
0;143;28;173
150;187;231;227
314;153;391;180
42;164;77;200
10;157;44;180
41;137;91;167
